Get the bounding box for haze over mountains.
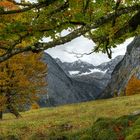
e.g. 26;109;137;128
39;53;123;107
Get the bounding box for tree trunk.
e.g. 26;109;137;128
0;111;3;120
5;92;21;118
99;36;140;98
7;105;21;118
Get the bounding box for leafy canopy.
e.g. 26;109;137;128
0;2;47;118
0;0;140;61
0;52;47;116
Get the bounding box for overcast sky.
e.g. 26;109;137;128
44;31;134;66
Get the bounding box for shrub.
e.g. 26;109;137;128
31;103;40;110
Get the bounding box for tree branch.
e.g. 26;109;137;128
0;4;140;62
63;50;94;58
0;0;58;15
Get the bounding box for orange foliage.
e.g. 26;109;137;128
125;75;140;96
0;52;47;112
0;1;47;114
0;1;18;10
31;103;40;110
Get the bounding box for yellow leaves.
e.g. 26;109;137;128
20;40;31;48
0;0;47;110
18;76;30;87
0;1;17;10
125;75;140;96
0;50;47;111
0;40;8;47
0;95;6;111
31;103;40;110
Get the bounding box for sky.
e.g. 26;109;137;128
45;34;134;66
20;0;134;66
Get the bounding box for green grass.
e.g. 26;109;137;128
1;94;140;139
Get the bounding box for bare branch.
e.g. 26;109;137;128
63;50;94;58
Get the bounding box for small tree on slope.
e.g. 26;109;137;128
0;52;47;119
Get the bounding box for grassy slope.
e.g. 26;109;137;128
1;94;140;139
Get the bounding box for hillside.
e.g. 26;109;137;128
1;94;140;140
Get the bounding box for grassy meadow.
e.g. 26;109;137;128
1;94;140;139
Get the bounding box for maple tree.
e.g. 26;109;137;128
125;75;140;96
0;52;47;119
0;0;140;115
0;0;140;61
0;1;47;119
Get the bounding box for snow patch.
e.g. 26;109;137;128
69;71;80;75
79;69;107;75
69;69;107;76
90;69;107;73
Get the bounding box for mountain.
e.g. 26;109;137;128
56;56;123;77
56;55;123;90
38;53;123;107
55;58;95;75
39;53;124;107
39;53;103;107
100;36;140;98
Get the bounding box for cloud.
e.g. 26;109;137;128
45;35;134;66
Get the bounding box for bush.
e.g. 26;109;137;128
31;103;40;110
126;129;140;140
96;129;117;140
91;118;117;140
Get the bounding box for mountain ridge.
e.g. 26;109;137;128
38;53;123;107
55;55;123;77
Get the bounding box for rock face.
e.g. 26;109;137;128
55;59;95;75
39;52;123;107
40;53;102;106
39;37;140;105
56;55;123;91
56;56;123;76
100;37;140;98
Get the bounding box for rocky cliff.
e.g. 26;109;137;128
40;53;103;107
56;55;123;91
38;52;124;106
100;37;140;98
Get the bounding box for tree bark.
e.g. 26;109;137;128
99;36;140;98
7;104;21;118
0;111;3;120
5;94;21;118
